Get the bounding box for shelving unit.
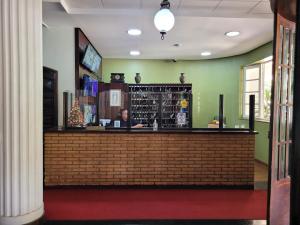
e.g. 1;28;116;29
74;28;102;126
128;84;192;128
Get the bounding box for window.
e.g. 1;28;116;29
242;58;273;121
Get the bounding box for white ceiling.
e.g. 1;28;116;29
43;0;274;60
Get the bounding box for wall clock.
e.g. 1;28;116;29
110;73;125;83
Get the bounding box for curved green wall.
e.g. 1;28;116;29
102;42;273;164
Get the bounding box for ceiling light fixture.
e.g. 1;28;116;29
128;29;142;36
154;0;175;40
225;31;240;37
201;51;211;56
130;50;141;56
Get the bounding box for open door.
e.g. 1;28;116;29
268;14;296;225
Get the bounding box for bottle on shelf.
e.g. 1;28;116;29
153;119;158;131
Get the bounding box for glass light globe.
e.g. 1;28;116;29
154;8;175;32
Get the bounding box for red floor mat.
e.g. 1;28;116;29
44;189;267;220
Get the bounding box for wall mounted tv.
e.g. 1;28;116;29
81;44;102;74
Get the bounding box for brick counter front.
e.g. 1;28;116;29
44;131;255;186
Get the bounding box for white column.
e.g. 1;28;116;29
0;0;44;225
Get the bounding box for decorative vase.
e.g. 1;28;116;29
135;73;141;84
179;73;185;84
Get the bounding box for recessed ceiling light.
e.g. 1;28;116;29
225;31;240;37
130;50;141;56
201;51;211;56
128;29;142;36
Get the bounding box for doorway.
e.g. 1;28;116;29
40;0;298;225
43;67;58;130
268;0;299;225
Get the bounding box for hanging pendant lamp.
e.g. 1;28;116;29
154;0;175;40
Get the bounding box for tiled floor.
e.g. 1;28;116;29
44;161;269;225
255;161;269;182
254;161;268;190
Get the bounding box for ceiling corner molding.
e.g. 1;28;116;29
60;0;71;14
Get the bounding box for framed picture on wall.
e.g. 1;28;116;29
110;89;121;107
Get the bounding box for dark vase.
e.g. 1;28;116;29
135;73;141;84
180;73;185;84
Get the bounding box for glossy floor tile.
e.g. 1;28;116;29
254;161;268;183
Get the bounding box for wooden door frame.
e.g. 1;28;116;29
270;0;297;23
291;0;300;224
267;13;293;225
43;66;58;129
267;12;277;225
268;0;299;223
269;0;300;224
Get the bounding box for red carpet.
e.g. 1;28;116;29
44;189;267;220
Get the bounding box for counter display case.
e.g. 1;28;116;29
128;84;192;128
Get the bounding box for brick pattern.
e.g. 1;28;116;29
44;132;255;186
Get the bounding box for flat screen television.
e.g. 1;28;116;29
81;44;102;74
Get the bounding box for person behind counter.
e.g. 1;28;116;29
119;109;143;128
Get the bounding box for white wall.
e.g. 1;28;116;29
43;27;75;126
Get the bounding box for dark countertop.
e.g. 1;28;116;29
44;127;258;135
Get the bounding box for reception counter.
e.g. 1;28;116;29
44;129;256;187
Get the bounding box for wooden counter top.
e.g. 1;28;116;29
45;127;258;135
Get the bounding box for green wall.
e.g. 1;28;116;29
255;121;270;164
102;42;273;164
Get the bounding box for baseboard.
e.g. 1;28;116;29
0;209;44;225
43;219;266;225
24;216;44;225
44;185;254;190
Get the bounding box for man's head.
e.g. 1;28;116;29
121;109;128;121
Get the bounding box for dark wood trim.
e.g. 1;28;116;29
44;128;258;134
219;94;224;129
75;28;80;91
270;0;297;22
267;10;279;225
75;27;103;92
128;92;132;129
291;0;300;224
43;66;58;75
268;11;296;225
44;220;267;225
128;83;192;87
249;95;255;132
75;28;102;126
76;27;103;61
95;93;100;126
43;66;58;130
63;92;69;129
189;92;193;129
